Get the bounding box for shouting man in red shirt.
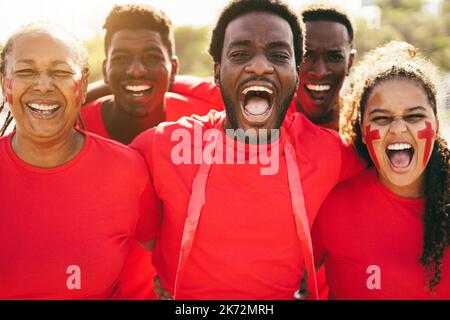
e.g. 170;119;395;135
132;0;364;300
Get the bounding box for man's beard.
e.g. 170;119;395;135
220;88;296;131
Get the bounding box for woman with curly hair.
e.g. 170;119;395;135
313;41;450;299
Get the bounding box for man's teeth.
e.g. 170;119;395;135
306;84;331;92
387;143;413;151
28;103;60;111
242;86;273;95
125;85;152;92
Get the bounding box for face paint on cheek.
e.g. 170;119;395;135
365;125;382;171
6;79;13;105
418;121;435;167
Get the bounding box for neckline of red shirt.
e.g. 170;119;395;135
5;130;92;174
370;167;425;206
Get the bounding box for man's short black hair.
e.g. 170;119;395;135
103;4;175;56
209;0;304;66
300;3;355;43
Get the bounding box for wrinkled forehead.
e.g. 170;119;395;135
223;12;294;50
8;30;80;67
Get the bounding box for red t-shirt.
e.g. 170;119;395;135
172;77;329;299
172;75;224;109
312;168;450;299
80;90;222;299
80;92;223;135
130;110;364;299
0;132;159;299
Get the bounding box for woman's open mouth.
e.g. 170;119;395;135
385;142;415;172
27;103;62;119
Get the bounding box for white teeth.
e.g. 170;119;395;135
387;143;413;151
28;103;60;111
306;84;331;92
242;86;273;95
125;85;152;92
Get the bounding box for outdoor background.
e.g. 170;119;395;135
0;0;449;140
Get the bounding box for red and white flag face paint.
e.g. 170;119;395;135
362;79;438;189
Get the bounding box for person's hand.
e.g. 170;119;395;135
153;275;173;300
294;273;309;300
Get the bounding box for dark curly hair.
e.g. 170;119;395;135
0;22;89;137
341;41;450;291
103;4;175;56
209;0;304;66
300;2;355;43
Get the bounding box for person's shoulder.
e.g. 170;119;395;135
283;112;348;164
86;131;144;164
333;168;373;195
284;112;343;142
316;168;375;229
159;109;225;135
0;133;11;154
321;168;374;215
0;132;10;144
173;75;223;107
81;95;113;112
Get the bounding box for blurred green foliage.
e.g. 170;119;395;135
354;0;450;72
174;26;213;77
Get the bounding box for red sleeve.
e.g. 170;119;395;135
130;129;162;242
338;135;367;183
172;75;224;108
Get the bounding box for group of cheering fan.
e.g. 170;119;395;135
0;0;448;300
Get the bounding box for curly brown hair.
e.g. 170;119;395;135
340;41;450;290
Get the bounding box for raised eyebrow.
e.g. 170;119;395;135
405;106;427;113
369;108;390;116
15;59;35;65
266;41;292;50
327;49;345;53
143;47;164;53
228;40;252;49
51;60;75;68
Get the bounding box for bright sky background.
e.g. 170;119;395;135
0;0;366;42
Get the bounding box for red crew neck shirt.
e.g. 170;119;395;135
313;168;450;299
0;132;158;299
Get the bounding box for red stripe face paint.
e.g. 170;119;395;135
365;125;381;170
6;79;13;105
418;121;435;167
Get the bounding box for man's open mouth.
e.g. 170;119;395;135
240;85;274;122
305;83;331;102
386;142;415;170
27;103;61;117
123;84;153;97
